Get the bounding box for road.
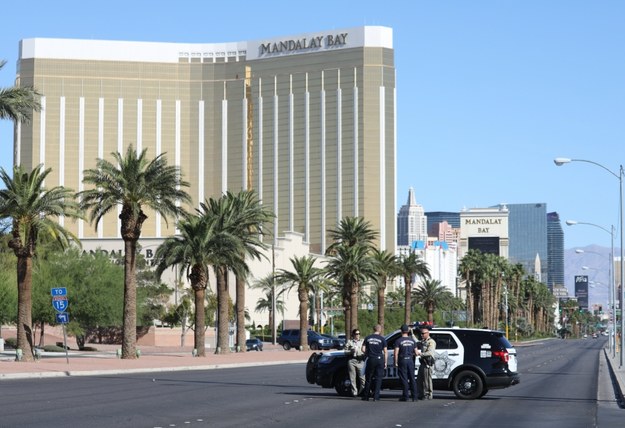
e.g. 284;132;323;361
1;338;622;428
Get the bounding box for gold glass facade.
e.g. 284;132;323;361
16;27;396;254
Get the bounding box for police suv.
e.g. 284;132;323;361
306;326;520;399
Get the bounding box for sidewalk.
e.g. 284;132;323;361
603;346;625;407
0;343;311;380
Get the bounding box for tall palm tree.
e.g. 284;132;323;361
155;214;216;356
198;195;247;354
413;279;450;324
371;249;399;331
326;216;377;254
225;190;273;353
80;146;191;359
325;216;377;333
325;244;376;336
0;165;80;361
275;255;323;350
458;249;483;326
398;252;430;325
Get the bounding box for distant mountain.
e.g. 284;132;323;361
564;245;616;307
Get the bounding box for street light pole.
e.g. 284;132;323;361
569;222;616;358
555;158;624;367
271;244;276;345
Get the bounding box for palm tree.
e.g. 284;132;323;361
251;274;284;342
198;195;247;354
275;255;323;350
155;214;215;356
371;249;398;331
326;216;377;254
458;249;483;326
225;190;273;353
0;60;41;124
398;252;430;325
80;146;191;359
413;279;450;324
254;289;285;334
325;216;377;333
0;165;80;361
325;244;376;336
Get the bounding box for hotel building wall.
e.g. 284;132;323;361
15;27;396;255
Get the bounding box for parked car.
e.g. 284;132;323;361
306;325;520;399
278;329;333;350
246;337;263;351
322;333;346;349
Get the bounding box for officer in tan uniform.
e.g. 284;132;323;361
417;326;436;400
346;328;365;397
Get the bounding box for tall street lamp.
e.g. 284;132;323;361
555;158;624;367
569;222;616;357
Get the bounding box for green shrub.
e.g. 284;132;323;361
4;337;17;348
43;345;66;352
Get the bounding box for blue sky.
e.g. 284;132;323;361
1;0;623;252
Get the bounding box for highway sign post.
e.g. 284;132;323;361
51;287;70;364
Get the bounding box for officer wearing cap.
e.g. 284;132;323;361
346;328;365;397
417;326;436;400
394;324;418;401
361;324;387;401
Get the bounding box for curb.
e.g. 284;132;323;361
603;348;625;408
0;358;307;381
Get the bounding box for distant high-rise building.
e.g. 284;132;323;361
426;211;461;231
397;187;427;246
547;211;564;290
430;220;460;247
460;206;509;258
500;203;548;284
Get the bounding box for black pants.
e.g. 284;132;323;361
398;357;416;400
363;356;384;400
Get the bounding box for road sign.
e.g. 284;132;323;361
56;313;69;324
52;296;68;312
51;287;67;296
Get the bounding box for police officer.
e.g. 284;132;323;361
346;328;365;397
361;324;387;401
417;326;436;400
394;324;418;401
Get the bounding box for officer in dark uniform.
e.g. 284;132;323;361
361;324;387;401
394;324;418;401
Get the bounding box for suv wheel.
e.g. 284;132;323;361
452;370;483;399
310;342;319;350
283;342;291;351
333;370;352;397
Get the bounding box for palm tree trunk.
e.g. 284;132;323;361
216;266;231;354
350;283;359;335
316;293;322;331
16;255;34;362
377;281;386;331
344;295;351;340
236;275;247;352
404;275;412;325
122;239;138;359
194;286;206;356
465;276;473;327
299;287;309;350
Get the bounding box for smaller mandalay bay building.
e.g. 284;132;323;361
15;27;396;254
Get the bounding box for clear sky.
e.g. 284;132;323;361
1;0;623;251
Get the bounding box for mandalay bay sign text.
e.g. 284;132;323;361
259;33;348;56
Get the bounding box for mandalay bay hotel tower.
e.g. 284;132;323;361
14;27;396;303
